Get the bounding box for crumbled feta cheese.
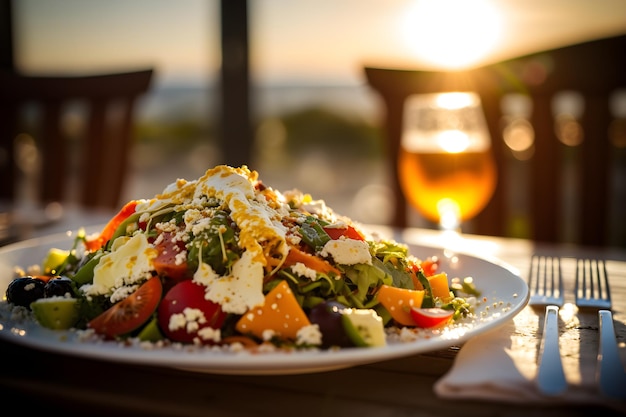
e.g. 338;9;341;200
168;312;188;332
290;262;318;280
194;166;288;264
174;250;187;266
142;166;292;315
301;199;337;223
83;233;157;297
169;307;207;333
156;220;178;233
262;329;275;341
287;234;302;246
182;209;201;226
110;284;140;303
198;326;221;343
296;324;322;346
193;250;265;314
320;238;372;265
186;215;214;236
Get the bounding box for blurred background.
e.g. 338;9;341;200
5;0;626;243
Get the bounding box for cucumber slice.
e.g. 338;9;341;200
30;297;80;330
341;308;386;347
136;316;164;342
71;251;104;285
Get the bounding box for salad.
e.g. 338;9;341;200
3;165;479;350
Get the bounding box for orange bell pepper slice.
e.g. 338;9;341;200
284;246;341;276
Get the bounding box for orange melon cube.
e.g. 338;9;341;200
427;272;452;301
235;280;311;340
376;285;424;326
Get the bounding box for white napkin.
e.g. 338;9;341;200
434;307;626;410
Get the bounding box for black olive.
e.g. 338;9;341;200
5;277;46;308
44;276;75;298
308;301;354;348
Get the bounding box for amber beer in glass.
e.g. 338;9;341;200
399;92;496;230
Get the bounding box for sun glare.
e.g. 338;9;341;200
436;92;477;110
402;0;502;69
437;130;470;153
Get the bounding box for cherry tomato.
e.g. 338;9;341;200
420;257;440;277
157;280;227;344
323;226;364;241
409;307;454;328
88;276;162;338
153;232;190;282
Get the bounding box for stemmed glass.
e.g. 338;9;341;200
398;92;497;234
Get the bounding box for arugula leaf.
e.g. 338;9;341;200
187;210;241;275
372;257;414;289
415;270;434;308
298;218;331;251
369;239;415;289
343;262;392;308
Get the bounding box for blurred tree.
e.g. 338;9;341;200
280;107;382;159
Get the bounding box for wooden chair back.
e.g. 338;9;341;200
365;35;626;247
0;69;153;210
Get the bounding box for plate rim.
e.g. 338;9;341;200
0;231;529;375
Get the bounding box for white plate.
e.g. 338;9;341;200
0;230;529;375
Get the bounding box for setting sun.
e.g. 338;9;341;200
402;0;502;69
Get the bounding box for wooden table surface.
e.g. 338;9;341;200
1;219;625;417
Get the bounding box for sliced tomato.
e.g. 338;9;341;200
153;232;190;282
409;307;454;328
85;200;139;251
88;276;162;338
157;280;227;344
323;225;365;241
284;246;341;276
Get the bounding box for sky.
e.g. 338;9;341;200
13;0;626;88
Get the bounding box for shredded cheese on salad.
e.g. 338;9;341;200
2;165;480;350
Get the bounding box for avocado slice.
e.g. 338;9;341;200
136;316;164;342
341;308;386;347
30;297;80;330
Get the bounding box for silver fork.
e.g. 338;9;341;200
574;259;626;400
528;255;567;396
